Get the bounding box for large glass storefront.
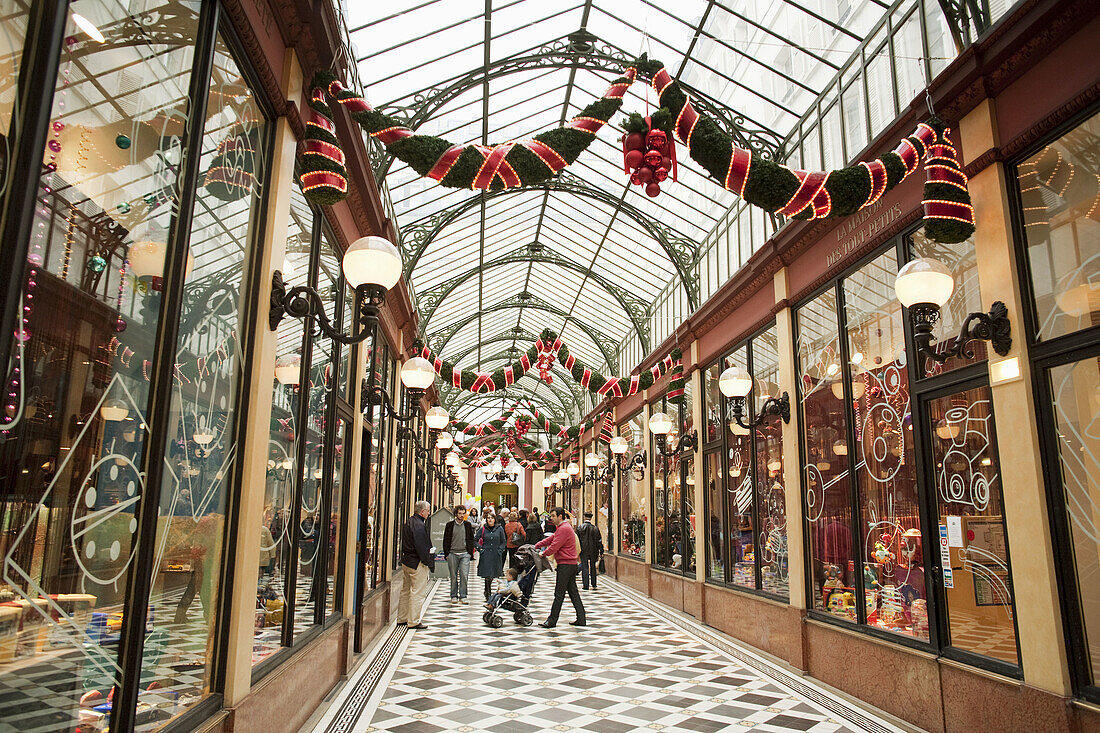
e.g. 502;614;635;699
793;233;1019;669
618;411;645;558
702;324;789;598
650;379;695;575
1014;107;1100;701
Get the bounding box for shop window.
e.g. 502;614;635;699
797;289;856;620
596;446;613;553
0;4;209;730
1046;356;1100;696
326;417;350;614
255;185;313;666
703;362;721;444
651;384;694;575
927;386;1018;665
1017;111;1100;341
618;412;645;558
703;325;788;598
365;338;392;590
0;2;29;193
842;250;926;639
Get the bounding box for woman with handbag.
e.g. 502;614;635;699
476;513;506;601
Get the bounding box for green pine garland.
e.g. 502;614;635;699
298;87;350;206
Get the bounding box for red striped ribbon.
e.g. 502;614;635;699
327;80;371;114
427;144;466;181
779;170;830;217
473;142;515;189
299;170;347;193
374;127;413;145
520;140;568;173
861;160;888;207
628;375;640;395
893;138;920;174
726;146;752;195
922;199;974;223
565;354;576;371
652;68;673;96
580;368;592;388
504;366;515;386
675;101;699;145
307;115;335;135
302;139;345;166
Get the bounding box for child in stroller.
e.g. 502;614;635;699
482;545;540;628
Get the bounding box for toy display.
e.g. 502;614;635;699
827;590;856;621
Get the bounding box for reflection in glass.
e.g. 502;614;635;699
618;413;645;557
928;386;1018;665
753;329;788;598
704;451;723;580
1049;358;1100;687
843;251;926;639
725;348;754;588
326;420;347;615
0;4;201;730
1017;111;1100;341
797;290;855;619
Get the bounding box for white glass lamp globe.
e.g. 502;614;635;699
648;411;673;435
719;365;753;398
446;451;460;466
100;399;129;422
128;220;194;282
542;478;551;489
567;462;580;476
400;356;436;390
610;436;628;454
436;432;453;450
832;439;848;457
557;469;568;481
342;235;401;290
490;459;502;473
425;406;449;431
584;451;600;467
274;354;301;385
895;257;954;308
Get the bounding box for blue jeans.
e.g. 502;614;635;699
447;552;470;598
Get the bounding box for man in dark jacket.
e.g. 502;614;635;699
576;512;604;590
397;500;434;629
442;505;476;604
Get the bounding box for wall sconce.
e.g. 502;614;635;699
648;411;697;457
269;235;402;345
718;366;790;429
894;257;1011;362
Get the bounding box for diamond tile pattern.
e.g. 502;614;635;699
329;572;900;732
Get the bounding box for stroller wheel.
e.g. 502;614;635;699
516;611;533;626
482;611;493;625
490;615;504;628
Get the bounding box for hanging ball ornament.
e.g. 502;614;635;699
645;181;661;197
115;134;131;150
87;254;107;273
625;149;644;169
114;317;127;333
643;150;663;167
646;129;667;149
117;202;131;214
630;170;643;186
662;155;672;169
654;166;669;182
637;166;654;183
625;132;645;151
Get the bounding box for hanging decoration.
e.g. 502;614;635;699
311;67;635;191
298;85;350;206
622;111;677;198
410;328;682;402
203;126;259;202
624;55;974;243
920;129;976;244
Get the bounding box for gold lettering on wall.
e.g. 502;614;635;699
826;201;903;268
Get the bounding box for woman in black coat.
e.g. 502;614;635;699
524;514;545;546
475;514;507;600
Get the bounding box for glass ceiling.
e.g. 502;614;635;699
343;0;897;425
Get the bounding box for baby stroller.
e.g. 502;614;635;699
482;545;541;628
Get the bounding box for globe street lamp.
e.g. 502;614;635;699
718;364;791;430
648;411;697;458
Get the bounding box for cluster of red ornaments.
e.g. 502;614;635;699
623;120;676;197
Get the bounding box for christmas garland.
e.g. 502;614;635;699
628;55;975;244
297;85;350;206
309;68;634;192
410;328;683;403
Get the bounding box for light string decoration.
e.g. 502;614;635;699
297;84;350;206
411;328;684;403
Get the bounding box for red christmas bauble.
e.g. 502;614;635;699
645;181;661;197
637;166;654;183
654;166;668;182
662;155;672;169
643;150;663;167
630;170;642;186
646;129;667;149
625;149;644;169
625;132;645;151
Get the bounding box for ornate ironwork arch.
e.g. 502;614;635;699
424;293;620;373
417;245;651;351
369;35;783;182
444;363;581;423
403;173;700;307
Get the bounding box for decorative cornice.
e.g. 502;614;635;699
999;81;1100;161
221;0;286;118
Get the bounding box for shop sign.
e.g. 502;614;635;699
826;199;904;269
939;523;954;588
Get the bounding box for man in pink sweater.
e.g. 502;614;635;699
534;507;587;628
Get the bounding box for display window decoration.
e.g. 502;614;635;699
203;125;260;202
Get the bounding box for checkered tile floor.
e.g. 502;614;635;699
314;568;907;733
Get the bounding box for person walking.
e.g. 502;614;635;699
524;510;545;547
535;507;586;628
442;505;475;604
476;513;506;601
397;500;434;629
504;510;526;569
576;511;604;590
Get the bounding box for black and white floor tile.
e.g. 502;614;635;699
311;565;909;733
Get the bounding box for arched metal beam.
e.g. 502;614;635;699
417;245;651;352
369;35;783;182
425;293;620;373
403;172;699;307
